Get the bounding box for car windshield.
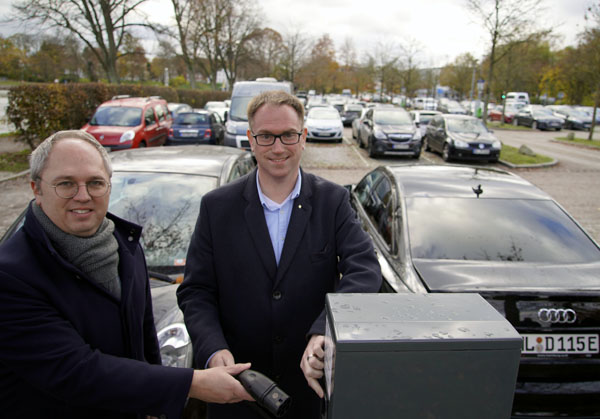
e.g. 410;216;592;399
374;110;411;125
407;197;600;263
109;172;217;273
533;109;554;118
309;109;339;120
174;113;208;125
447;118;488;134
90;106;142;127
229;97;252;121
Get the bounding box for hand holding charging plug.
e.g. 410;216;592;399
237;369;291;418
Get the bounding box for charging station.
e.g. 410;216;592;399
323;293;522;419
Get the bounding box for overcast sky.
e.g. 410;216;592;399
1;0;595;67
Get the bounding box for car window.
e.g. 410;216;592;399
447;118;488;134
228;158;255;182
407;197;600;263
354;170;382;205
109;172;218;273
175;113;208;125
371;177;393;247
155;104;166;122
374;110;411;125
144;108;156;126
309;109;340;119
90;106;142;127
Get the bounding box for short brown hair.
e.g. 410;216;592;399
247;90;304;131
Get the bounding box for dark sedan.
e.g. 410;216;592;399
357;107;422;158
548;106;593;131
514;108;563;131
424;114;501;163
0;146;256;374
167;111;225;145
350;164;600;418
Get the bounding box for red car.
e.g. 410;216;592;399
82;96;172;151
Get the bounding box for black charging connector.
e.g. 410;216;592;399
238;369;291;418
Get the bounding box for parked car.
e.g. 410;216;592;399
82;96;172;151
0;146;256;378
513;108;563;131
548;106;593;131
166;111;224;145
351;108;369;142
203;101;229;122
488;103;521;124
409;110;442;137
357;107;422;158
424;114;501;163
167;103;193;118
349;164;600;418
305;106;344;142
340;103;364;127
437;100;467;114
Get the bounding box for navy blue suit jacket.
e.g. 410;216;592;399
178;168;382;419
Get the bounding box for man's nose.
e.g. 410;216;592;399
72;184;92;201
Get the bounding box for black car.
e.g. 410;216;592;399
340;103;364;127
514;108;563;131
349;164;600;417
167;111;225;145
1;146;256;374
548;106;593;131
356;107;422;158
424;114;501;163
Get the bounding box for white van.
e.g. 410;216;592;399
505;92;530;105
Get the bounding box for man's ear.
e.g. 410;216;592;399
31;180;42;205
247;129;255;152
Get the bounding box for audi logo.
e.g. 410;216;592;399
537;308;577;324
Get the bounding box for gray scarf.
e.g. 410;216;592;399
32;203;121;300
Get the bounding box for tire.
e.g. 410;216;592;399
532;121;538;130
352;130;356;140
442;143;451;162
138;141;147;148
368;138;378;158
357;133;364;148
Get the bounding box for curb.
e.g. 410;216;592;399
550;139;600;151
0;169;30;183
498;158;558;169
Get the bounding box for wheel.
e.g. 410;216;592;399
532;121;538;130
412;149;421;159
138;141;147;148
368;138;378;158
352;130;356;140
357;133;364;148
442;143;451;162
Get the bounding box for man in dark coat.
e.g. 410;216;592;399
177;91;382;419
0;130;253;419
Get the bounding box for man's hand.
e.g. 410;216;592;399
208;349;235;368
188;363;254;403
300;334;325;398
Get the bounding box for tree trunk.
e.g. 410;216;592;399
588;84;599;141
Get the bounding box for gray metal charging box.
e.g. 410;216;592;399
324;293;522;419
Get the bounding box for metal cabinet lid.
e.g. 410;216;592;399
326;293;522;351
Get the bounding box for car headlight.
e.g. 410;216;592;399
156;323;193;368
226;123;237;135
491;140;502;149
120;130;135;143
453;139;469;148
374;128;387;140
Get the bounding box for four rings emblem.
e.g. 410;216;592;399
537;308;577;324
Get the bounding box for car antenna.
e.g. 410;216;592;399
472;184;483;198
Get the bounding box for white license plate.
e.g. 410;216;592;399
473;148;490;155
393;143;410;149
180;130;198;137
522;334;599;355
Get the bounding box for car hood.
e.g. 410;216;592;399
377;124;416;135
413;259;600;293
306;118;342;128
449;132;496;143
150;281;183;330
83;125;134;140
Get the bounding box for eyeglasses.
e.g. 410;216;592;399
251;132;303;146
40;179;111;199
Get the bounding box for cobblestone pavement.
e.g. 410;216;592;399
1;129;599;243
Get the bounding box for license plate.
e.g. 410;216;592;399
180;130;198;137
317;132;333;137
521;334;599;355
393;143;410;149
473;149;490;155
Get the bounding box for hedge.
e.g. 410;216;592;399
6;82;229;149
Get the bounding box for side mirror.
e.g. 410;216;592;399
223;110;228;121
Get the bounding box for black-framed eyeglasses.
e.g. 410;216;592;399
251;132;303;146
40;179;111;199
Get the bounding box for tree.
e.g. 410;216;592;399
0;36;28;80
582;1;600;139
439;53;479;99
117;33;147;82
398;38;422;99
370;40;399;100
280;29;310;85
298;34;338;93
466;0;549;124
12;0;154;83
241;27;285;80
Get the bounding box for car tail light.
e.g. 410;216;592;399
204;129;212;139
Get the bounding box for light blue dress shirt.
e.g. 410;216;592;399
256;169;302;266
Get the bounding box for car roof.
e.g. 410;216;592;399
385;164;550;200
100;97;165;107
441;114;475;120
109;145;251;179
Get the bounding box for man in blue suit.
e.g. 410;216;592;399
177;90;382;418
